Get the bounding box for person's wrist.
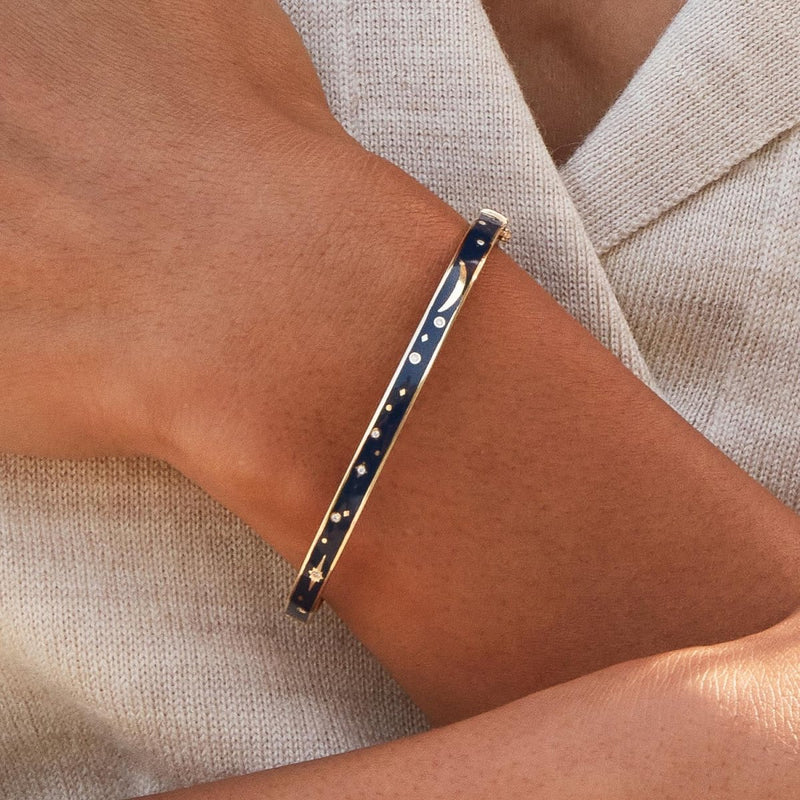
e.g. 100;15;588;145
146;144;467;560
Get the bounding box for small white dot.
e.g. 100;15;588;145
330;512;342;523
476;238;485;246
477;219;486;225
370;427;381;438
355;463;367;476
434;316;446;328
399;388;407;396
321;537;328;544
421;334;429;342
374;449;381;456
385;403;393;411
409;352;422;365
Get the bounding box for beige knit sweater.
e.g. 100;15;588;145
1;0;798;797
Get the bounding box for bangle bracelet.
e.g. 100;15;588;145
286;209;511;621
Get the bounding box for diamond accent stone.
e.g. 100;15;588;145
355;463;367;476
308;565;324;586
330;512;342;523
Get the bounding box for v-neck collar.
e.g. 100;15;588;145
558;0;800;255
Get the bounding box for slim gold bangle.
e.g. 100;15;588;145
286;209;511;621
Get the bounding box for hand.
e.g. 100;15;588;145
0;0;453;480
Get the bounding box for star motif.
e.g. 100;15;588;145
307;554;327;588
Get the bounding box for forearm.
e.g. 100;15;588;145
145;611;800;800
162;156;800;725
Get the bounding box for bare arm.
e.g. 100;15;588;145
147;611;800;799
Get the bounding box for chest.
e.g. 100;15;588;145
479;0;685;162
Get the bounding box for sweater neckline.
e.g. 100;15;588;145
558;0;800;254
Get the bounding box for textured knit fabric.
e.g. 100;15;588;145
1;0;798;797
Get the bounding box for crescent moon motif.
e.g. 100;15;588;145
436;260;468;313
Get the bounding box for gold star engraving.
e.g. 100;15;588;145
307;554;327;588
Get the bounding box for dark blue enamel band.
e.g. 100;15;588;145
286;209;510;621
